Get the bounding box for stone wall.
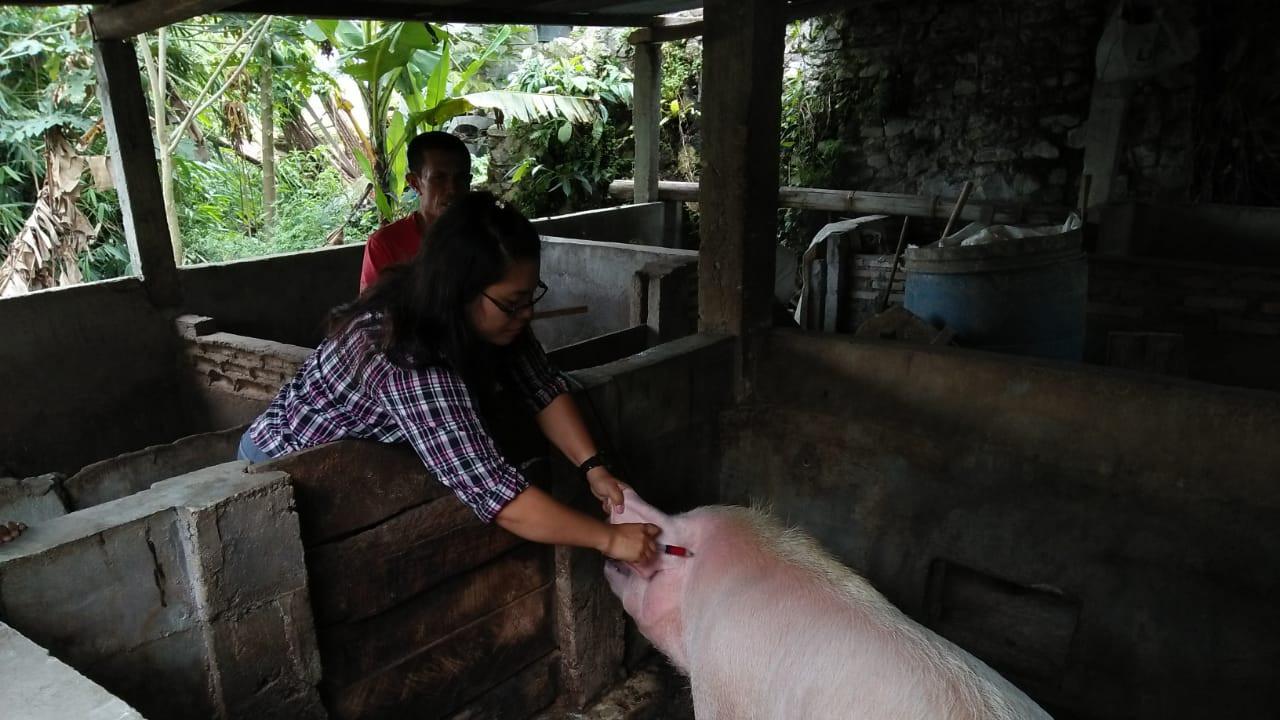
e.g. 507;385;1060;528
788;0;1256;207
791;0;1105;205
179;318;313;430
720;329;1280;719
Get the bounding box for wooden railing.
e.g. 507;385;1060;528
609;179;1070;226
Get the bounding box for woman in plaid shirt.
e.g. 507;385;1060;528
239;192;661;565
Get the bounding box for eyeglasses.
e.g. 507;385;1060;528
482;281;548;317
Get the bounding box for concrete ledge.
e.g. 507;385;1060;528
0;622;143;720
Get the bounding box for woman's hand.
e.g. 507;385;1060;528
587;467;628;515
1;520;27;543
602;522;661;564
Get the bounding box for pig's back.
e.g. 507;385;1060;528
681;510;1050;720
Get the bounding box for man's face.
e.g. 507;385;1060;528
409;148;472;223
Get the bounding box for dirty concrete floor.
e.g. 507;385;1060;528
535;654;694;720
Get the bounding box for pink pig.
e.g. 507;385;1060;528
604;489;1052;720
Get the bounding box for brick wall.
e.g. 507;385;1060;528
178;316;310;430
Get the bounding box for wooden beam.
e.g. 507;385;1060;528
89;0;241;40
228;0;656;27
632;40;662;203
698;0;785;344
1082;80;1135;207
93;38;182;306
609;179;1071;225
628;17;703;44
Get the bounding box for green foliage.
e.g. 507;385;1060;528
777;19;851;249
76;185;131;281
0;6;126;272
179;147;377;264
657;38;701;184
502;29;634;217
305;19;600;222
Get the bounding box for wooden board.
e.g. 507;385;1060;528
253;440;449;546
325;586;556;720
318;543;552;690
306;496;525;625
446;653;559;720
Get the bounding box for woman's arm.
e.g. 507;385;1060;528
496;486;660;563
535;392;598;467
535;393;628;513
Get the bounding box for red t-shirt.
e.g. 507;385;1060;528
359;214;426;291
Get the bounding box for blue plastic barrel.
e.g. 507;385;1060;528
903;232;1087;360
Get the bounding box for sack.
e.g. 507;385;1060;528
1095;1;1198;83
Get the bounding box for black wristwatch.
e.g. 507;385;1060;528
578;453;609;477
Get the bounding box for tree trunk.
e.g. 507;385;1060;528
260;38;276;231
145;29;183;263
305;101;359;179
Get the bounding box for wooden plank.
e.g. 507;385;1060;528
823;233;845;333
807;258;826;332
852;289;904;302
549;325;650;371
632;41;662;204
92;39;181;306
609;180;1070;225
252;440;448;546
90;0;241;40
306;496;525;625
629;18;704;44
446;652;558;720
1082;80;1135;206
318;543;552;690
531;304;589;320
698;0;786;340
326;586;556;720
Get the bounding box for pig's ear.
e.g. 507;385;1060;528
613;488;672;527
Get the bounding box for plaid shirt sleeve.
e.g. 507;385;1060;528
380;363;529;523
505;331;570;413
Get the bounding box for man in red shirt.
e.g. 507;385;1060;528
359;131;472;291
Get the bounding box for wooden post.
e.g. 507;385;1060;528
698;0;785;380
94;38;181;306
632;41;661;205
1082;80;1134;207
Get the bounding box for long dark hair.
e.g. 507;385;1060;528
330;191;541;387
